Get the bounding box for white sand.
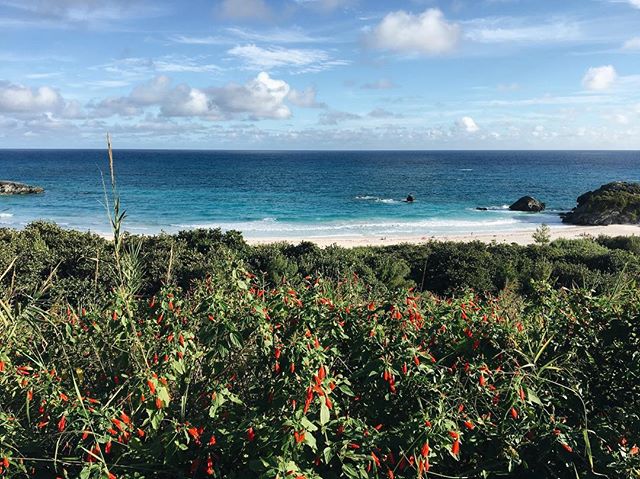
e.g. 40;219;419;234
245;225;640;248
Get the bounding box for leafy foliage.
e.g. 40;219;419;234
1;239;639;478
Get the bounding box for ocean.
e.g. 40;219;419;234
0;150;638;239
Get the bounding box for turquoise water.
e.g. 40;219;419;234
0;150;638;238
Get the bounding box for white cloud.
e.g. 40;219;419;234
287;87;326;108
0;82;62;112
582;65;617;90
622;37;640;50
90;73;294;120
457;116;479;133
129;76;172;105
629;0;640;8
465;19;581;44
210;72;292;119
368;8;460;56
227;44;348;73
319;110;360;125
0;81;82;118
161;85;212;117
0;0;165;26
218;0;270;20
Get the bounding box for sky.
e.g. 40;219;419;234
1;0;640;150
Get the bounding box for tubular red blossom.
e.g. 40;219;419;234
57;415;67;432
452;439;460;456
421;441;430;458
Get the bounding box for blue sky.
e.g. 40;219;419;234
1;0;639;149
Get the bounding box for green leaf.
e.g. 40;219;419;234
157;386;171;406
229;331;242;349
171;360;185;375
583;428;593;469
342;464;359;479
338;384;355;397
323;446;333;464
301;416;318;432
527;389;543;406
304;432;317;452
320;401;330;426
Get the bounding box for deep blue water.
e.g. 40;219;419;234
0;150;638;238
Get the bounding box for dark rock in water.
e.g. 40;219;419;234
476;207;488;211
406;194;415;203
562;181;640;225
0;181;44;195
509;196;546;212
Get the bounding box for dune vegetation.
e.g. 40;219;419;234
0;156;639;479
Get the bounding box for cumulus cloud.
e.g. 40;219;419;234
368;9;460;56
0;82;62;112
457;116;479;133
227;44;348;73
90;72;296;120
622;37;640;50
582;65;617;90
210;72;292;119
287;87;326;108
0;81;82;118
218;0;270;20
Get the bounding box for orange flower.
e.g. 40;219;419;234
421;441;430;458
510;407;519;419
57;415;67;432
147;379;156;395
561;443;573;453
452;439;460;456
464;420;475;430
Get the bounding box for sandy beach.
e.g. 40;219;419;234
246;224;640;248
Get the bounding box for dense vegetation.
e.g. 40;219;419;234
1;222;639;478
563;182;640;225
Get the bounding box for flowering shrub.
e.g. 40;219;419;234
1;260;638;478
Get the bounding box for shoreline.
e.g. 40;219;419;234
244;224;640;247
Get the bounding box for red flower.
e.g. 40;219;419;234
463;420;475;430
247;427;255;442
57;415;67;432
452;439;460;456
561;443;573;453
510;407;519;419
421;441;430;458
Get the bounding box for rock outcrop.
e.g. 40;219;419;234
562;181;640;225
0;181;44;195
509;196;546;212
